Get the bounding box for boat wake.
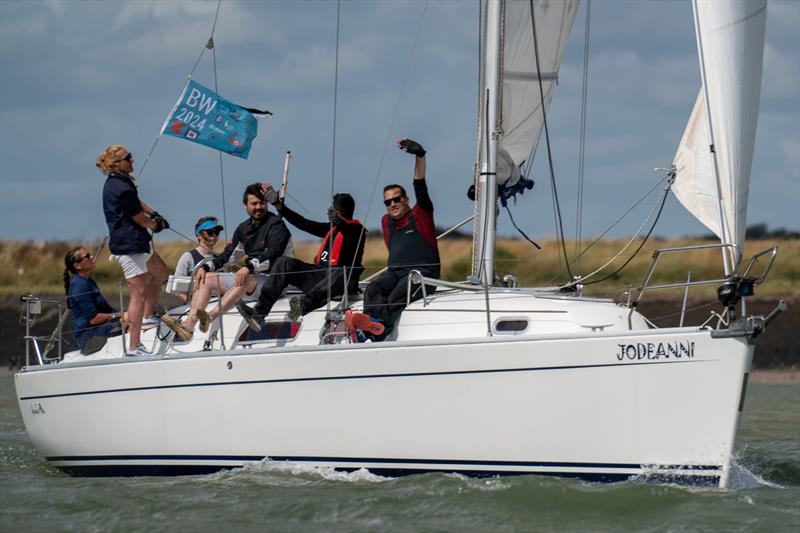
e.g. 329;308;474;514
226;459;392;484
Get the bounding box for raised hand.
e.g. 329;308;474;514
397;138;426;157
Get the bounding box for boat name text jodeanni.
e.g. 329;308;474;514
616;341;695;361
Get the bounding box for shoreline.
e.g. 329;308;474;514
2;366;798;384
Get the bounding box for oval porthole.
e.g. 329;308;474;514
494;318;529;334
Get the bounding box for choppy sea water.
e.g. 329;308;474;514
1;375;798;533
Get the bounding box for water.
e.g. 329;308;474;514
1;376;798;532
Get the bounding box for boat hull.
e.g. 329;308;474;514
15;328;752;486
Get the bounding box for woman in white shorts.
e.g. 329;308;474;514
98;145;168;356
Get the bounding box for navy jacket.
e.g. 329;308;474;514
102;173;151;255
211;213;291;273
68;275;115;347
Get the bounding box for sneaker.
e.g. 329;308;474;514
161;315;192;342
235;300;263;332
288;297;303;322
345;310;385;336
142;315;160;327
196;308;211;333
127;344;152;357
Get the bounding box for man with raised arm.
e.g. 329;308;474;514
348;138;440;341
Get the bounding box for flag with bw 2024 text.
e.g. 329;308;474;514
161;80;259;159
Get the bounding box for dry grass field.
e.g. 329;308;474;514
1;236;796;301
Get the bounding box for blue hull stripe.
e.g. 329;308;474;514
46;454;721;471
20;359;703;401
45;455;721;485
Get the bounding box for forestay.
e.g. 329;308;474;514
672;0;767;268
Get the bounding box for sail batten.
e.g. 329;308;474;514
672;0;767;269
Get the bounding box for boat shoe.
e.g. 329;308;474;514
161;315;193;342
235;300;263;332
196;308;211;333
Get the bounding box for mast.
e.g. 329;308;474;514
474;0;503;285
691;0;734;276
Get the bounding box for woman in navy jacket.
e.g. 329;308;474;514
64;246;126;354
97;145;167;356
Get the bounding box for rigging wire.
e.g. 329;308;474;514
137;0;224;182
575;0;591;271
577;177;672;286
342;0;430;291
545;171;671;285
325;0;342;316
559;172;675;288
529;0;573;280
209;1;229;242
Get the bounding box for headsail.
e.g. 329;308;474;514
672;0;767;269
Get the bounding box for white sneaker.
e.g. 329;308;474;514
142;316;160;327
127;344;152;357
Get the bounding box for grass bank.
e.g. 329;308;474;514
2;237;797;300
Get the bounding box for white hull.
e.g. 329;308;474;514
15;293;753;486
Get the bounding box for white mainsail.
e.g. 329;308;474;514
498;0;579;171
672;0;767;269
473;0;578;278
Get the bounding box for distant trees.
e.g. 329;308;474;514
697;223;800;240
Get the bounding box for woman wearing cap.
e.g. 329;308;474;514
97;145;168;356
173;216;224;301
63;246;126;354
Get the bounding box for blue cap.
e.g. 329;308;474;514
196;219;223;235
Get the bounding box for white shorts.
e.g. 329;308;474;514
207;272;267;299
111;252;153;279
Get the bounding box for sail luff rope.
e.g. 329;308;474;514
529;0;573;281
341;0;430;292
325;0;341;317
575;0;591;271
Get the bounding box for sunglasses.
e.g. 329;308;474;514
202;229;221;237
75;252;92;262
121;153;133;162
383;195;404;207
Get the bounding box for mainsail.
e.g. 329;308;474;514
473;0;579;279
672;0;767;269
498;0;579;170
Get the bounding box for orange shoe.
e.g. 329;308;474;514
345;310;385;336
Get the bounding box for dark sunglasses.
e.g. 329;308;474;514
202;229;221;237
75;252;92;263
121;153;133;162
383;195;404;207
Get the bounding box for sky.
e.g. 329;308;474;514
1;0;798;247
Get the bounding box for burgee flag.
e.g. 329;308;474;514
161;80;261;159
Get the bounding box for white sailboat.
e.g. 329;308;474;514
15;0;784;487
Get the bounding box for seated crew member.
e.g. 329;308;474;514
349;138;440;341
64;246;127;354
173;216;224;301
161;183;291;340
236;187;367;329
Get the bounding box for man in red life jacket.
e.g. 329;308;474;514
349;138;440;341
238;188;367;329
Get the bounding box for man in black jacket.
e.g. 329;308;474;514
238;187;366;328
166;183;291;338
